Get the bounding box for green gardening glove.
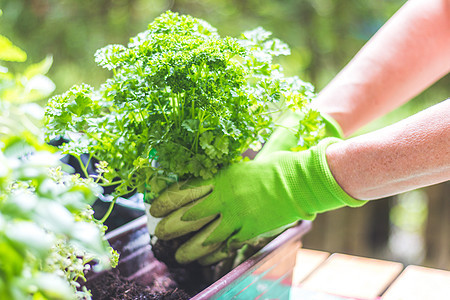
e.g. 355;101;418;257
150;138;366;265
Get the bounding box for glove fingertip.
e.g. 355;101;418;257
150;183;213;217
175;241;222;264
198;246;229;266
149;200;171;218
174;220;224;264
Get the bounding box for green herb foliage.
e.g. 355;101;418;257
0;29;118;300
45;11;320;202
0;136;118;300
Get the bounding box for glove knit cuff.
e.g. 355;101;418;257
283;138;367;218
311;138;367;212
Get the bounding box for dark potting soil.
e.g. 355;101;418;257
151;237;216;296
85;267;190;300
84;236;215;299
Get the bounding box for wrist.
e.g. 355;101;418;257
313;138;366;209
279;138;366;219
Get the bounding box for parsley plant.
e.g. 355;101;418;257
45;11;321;209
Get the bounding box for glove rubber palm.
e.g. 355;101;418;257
151;138;366;264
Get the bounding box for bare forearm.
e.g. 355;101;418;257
326;99;450;200
312;0;450;136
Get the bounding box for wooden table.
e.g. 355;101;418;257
292;248;450;299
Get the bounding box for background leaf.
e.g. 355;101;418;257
0;35;27;62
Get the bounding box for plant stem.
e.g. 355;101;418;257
75;155;90;179
99;195;118;223
155;96;169;124
100;180;124;187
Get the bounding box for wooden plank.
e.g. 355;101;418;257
292;248;330;285
302;199;392;258
382;265;450;300
252;240;301;285
425;182;450;269
299;253;403;299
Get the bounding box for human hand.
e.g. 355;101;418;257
150;138;365;265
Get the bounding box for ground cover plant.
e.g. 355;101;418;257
0;136;119;300
44;11;324;216
0;24;118;299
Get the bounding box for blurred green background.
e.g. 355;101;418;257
1;0;448;269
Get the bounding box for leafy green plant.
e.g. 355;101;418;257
0;137;118;300
44;11;323;216
0;23;118;299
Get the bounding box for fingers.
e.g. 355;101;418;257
175;218;224;264
197;235;267;266
150;180;213;217
180;193;220;222
155;201;216;240
198;246;230;266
